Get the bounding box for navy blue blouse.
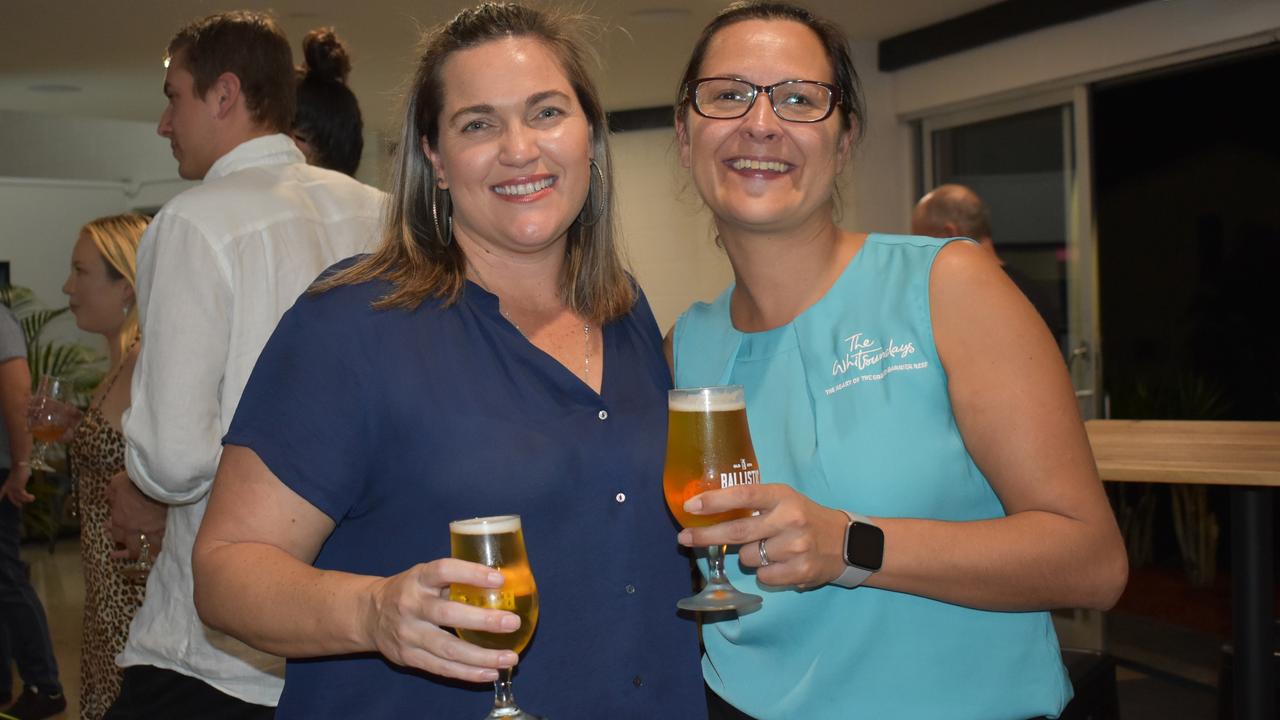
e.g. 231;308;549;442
224;267;706;718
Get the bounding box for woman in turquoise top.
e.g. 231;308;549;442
667;3;1129;719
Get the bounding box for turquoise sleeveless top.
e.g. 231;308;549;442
674;234;1071;720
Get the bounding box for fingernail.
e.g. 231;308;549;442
683;497;702;512
501;652;519;667
488;571;504;585
500;614;520;631
677;530;692;546
482;669;499;680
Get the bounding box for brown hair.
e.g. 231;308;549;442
167;10;295;133
80;214;148;359
295;27;363;176
675;1;864;139
314;2;634;324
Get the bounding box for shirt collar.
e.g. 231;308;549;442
204;133;305;182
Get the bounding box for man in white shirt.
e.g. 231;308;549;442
104;11;382;719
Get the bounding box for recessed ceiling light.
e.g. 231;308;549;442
27;83;82;94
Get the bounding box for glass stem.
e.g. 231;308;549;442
706;543;730;586
492;666;517;712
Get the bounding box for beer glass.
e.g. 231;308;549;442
120;532;154;585
25;375;77;473
663;385;763;612
449;515;542;720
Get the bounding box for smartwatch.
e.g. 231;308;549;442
832;510;884;589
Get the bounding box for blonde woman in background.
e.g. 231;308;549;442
61;214;162;720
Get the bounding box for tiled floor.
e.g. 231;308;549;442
8;540;1227;720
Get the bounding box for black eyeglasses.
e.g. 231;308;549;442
685;77;841;123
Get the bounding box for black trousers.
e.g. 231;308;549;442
0;495;60;693
706;683;756;720
103;666;275;720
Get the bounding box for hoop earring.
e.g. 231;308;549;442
577;159;607;227
430;184;453;247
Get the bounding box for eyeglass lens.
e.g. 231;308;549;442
694;79;832;122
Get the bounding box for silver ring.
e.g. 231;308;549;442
758;537;771;567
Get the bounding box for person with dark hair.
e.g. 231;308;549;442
292;27;364;177
913;183;1067;346
103;10;382;719
0;308;65;720
191;3;705;718
667;3;1127;719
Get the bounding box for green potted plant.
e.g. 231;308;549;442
1;284;104;545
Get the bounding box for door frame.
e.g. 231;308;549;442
919;87;1101;419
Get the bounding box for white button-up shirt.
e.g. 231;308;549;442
120;134;384;705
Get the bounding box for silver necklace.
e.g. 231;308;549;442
501;306;591;382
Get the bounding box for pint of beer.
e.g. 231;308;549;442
663;385;761;529
449;515;539;654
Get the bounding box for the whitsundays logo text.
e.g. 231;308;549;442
832;332;916;374
826;331;928;396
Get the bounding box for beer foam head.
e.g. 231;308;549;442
450;514;522;534
668;385;745;412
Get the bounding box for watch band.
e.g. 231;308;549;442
832;510;875;589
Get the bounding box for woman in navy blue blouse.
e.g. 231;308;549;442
190;4;705;718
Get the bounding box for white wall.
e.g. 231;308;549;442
0;110;176;183
845;40;914;236
611;128;734;332
891;0;1280;117
845;0;1280;230
0;112;391;354
12;0;1273;341
0;179;134;354
0;110;190;352
355;129;392;191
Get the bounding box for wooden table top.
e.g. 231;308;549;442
1085;419;1280;487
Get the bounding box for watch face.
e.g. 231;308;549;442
846;522;884;571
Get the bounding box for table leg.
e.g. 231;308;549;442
1230;486;1275;720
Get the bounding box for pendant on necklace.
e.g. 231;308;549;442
501;305;592;382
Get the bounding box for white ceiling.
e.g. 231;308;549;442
1;0;1001;134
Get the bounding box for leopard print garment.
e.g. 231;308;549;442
70;406;146;720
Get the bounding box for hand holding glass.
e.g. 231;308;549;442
25;375;78;473
663;385;763;612
120;531;154;585
449;515;542;720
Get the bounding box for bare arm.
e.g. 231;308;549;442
0;357;32;505
870;241;1127;609
681;242;1127;611
193;445;524;683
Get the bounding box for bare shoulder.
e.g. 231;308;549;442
929;240;1010;300
929;240;1053;360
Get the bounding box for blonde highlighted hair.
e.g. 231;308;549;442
313;2;634;324
81;213;148;358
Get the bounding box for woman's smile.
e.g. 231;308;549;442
491;174;557;200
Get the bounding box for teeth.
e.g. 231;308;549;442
494;177;555;196
731;159;790;172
